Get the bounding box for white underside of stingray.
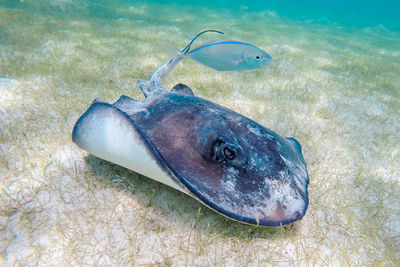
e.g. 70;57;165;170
72;98;188;194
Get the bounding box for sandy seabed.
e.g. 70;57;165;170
0;1;399;266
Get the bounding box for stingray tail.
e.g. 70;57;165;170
139;53;184;97
163;53;185;77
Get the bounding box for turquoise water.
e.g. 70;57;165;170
2;0;400;30
168;0;400;30
1;0;399;265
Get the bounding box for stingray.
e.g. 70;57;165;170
72;47;309;227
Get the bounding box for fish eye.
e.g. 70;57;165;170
223;147;235;160
255;55;262;61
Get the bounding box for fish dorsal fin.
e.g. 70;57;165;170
182;29;224;54
171;83;194;96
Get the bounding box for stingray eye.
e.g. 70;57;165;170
223;147;235;160
204;138;247;166
220;143;247;167
255;55;262;61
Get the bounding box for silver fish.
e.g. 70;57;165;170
186;40;272;71
163;30;272;74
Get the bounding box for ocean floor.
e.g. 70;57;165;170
1;1;399;265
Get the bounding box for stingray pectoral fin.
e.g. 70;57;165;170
113;95;146;116
286;137;303;154
72;102;186;193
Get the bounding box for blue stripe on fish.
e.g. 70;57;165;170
188;41;255;55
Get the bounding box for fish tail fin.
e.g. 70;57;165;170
159;41;186;76
160;41;182;56
159;29;224;75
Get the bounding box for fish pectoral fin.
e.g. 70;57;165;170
160;40;180;55
238;52;246;65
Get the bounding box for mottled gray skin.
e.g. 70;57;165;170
73;52;309;226
110;83;309;226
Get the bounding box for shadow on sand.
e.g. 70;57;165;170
85;155;301;240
